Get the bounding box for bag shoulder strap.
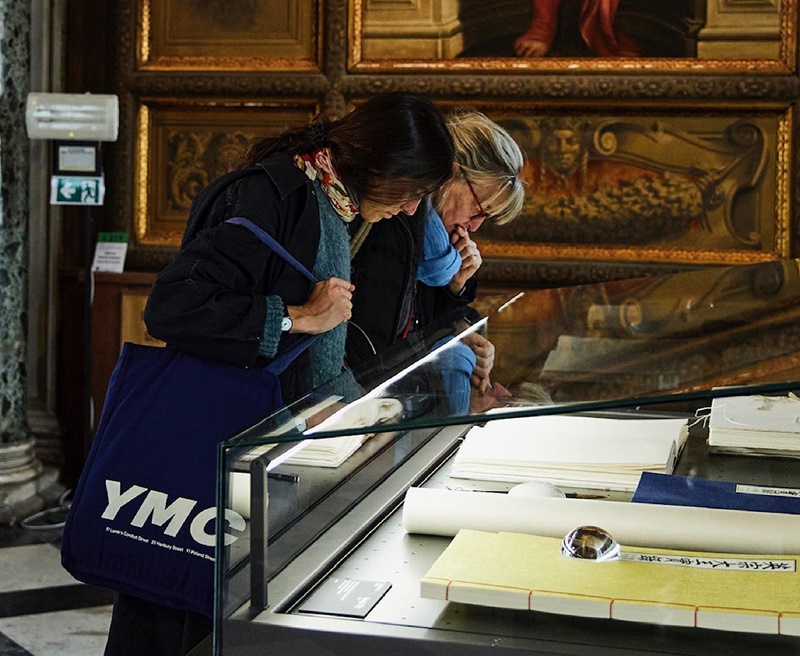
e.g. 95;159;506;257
224;216;321;374
225;216;317;284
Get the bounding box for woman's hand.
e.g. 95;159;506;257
288;277;354;334
462;331;495;393
469;381;512;414
447;226;483;294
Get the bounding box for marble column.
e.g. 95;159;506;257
0;0;45;518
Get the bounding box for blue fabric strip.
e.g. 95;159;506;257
225;216;321;370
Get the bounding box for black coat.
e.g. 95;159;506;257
347;212;423;367
144;153;322;399
346;204;477;372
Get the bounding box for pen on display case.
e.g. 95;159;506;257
267;472;300;483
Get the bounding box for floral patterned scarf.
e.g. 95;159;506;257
294;148;359;222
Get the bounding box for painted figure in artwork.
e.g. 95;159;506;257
527;117;661;196
513;0;641;57
488;116;714;245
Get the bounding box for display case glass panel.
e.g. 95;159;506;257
215;258;800;655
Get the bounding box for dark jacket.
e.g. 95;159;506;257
144;152;321;399
346;204;477;372
417;276;478;335
347;211;424;368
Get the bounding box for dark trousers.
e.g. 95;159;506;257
104;592;212;656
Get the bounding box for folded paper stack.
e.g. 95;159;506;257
449;414;689;492
291;397;404;467
708;394;800;458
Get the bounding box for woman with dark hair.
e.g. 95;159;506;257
105;92;453;656
144;91;454;403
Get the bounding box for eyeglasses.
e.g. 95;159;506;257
464;177;490;222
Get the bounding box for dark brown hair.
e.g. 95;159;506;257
240;92;454;204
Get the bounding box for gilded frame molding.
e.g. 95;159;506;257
458;101;793;273
349;0;797;75
132;97;319;248
137;0;324;72
120;290;166;348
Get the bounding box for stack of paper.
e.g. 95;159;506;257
230;397;404;518
292;397;404;467
708;394;800;457
420;529;800;635
449;415;688;492
238;397;403;469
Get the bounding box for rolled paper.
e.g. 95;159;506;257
402;487;800;555
230;471;251;519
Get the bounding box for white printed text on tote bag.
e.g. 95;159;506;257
101;479;245;549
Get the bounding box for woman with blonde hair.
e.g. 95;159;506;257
348;107;525;410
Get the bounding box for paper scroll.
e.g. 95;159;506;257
402;487;800;554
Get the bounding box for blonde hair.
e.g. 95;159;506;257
444;107;525;225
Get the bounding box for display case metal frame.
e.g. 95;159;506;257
218;415;800;656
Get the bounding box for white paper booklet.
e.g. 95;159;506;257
240;396;404;468
449;414;688;492
708;393;800;457
292;397;404;467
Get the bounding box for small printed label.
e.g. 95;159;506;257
621;552;796;572
92;236;128;272
736;484;800;499
58;145;97;173
297;577;392;618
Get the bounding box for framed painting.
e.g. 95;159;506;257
467;103;792;267
133;98;318;247
350;0;796;73
138;0;322;71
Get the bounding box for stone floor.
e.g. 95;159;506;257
0;472;114;655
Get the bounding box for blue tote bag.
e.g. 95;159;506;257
61;218;318;617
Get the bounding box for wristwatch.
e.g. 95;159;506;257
280;310;293;333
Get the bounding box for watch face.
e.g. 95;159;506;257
281;315;293;332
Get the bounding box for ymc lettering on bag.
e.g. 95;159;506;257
101;480;246;547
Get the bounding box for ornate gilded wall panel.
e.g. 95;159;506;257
139;0;322;71
470;105;791;267
111;0;800;280
133;98;318;248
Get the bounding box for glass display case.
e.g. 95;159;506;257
213;258;800;655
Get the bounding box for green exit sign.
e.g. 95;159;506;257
50;175;105;205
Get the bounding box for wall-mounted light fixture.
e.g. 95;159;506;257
25;92;119;142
